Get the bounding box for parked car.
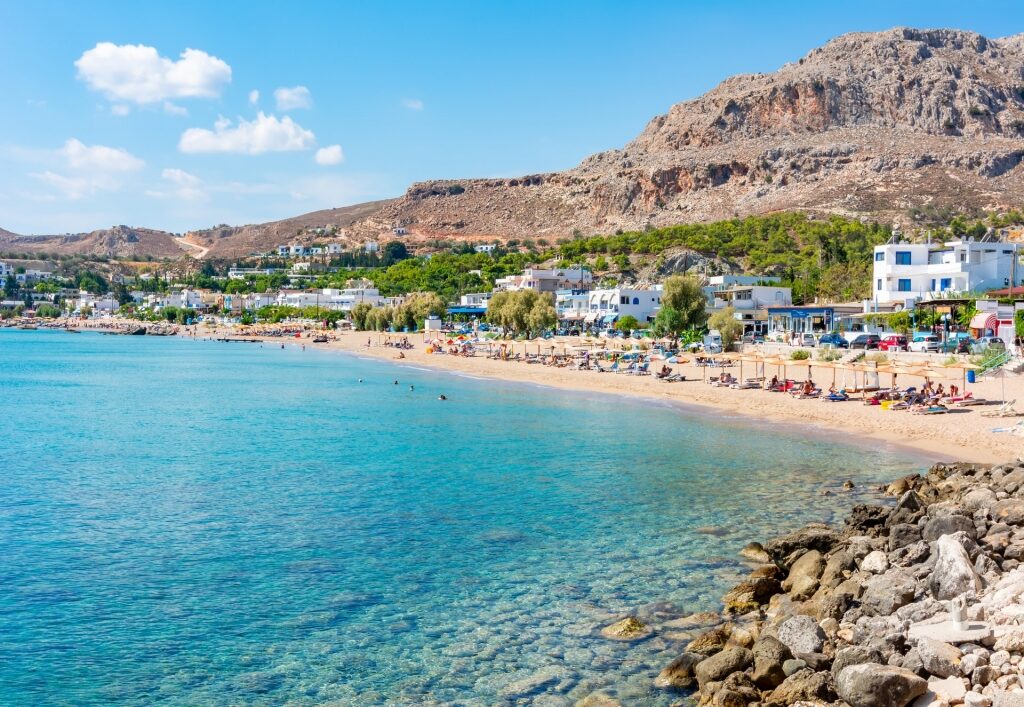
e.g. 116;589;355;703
849;334;881;350
908;334;941;353
703;329;723;354
790;333;816;347
940;332;974;354
742;332;765;344
766;331;788;344
817;332;849;349
973;336;1006;354
879;335;909;352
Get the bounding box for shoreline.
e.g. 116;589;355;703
5;322;1009;464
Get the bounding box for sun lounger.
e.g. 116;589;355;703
951;397;988;407
982;400;1020;417
912;405;949;415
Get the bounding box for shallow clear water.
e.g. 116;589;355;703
0;330;923;705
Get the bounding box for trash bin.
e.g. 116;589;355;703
967;370;976;384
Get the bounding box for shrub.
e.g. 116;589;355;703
790;349;810;360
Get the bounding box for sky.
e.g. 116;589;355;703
2;0;1023;235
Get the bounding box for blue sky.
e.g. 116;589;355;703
1;0;1023;235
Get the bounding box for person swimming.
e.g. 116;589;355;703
358;378;363;383
438;394;447;400
393;380;398;385
409;385;414;391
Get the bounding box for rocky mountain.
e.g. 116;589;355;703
5;27;1024;259
358;27;1024;241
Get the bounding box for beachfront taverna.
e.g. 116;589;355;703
872;233;1023;305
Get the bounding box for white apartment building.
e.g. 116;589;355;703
276;287;382;312
707;283;792;335
583;286;662;327
474;244;497;254
228;267;279;279
364;241;379;253
326;243;344;254
872;236;1022;305
494;267;593;293
0;262;12;278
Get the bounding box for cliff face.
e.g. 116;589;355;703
0;225;183;259
353;28;1024;240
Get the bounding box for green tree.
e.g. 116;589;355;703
3;274;16;298
486;290;556;337
350;302;374;330
707;306;744;348
614;314;641;333
652;275;707;338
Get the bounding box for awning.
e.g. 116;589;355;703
584;313;599;323
970;312;998;331
602;314;619;324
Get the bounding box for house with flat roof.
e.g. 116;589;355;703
872;235;1022;306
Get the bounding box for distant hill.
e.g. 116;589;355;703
5;27;1024;259
0;225;184;259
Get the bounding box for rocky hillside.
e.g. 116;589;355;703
0;225;184;259
348;27;1024;241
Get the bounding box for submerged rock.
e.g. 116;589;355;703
739;541;771;564
600;616;651;641
653;652;703;689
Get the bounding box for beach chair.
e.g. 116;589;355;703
981;400;1021;417
912;405;949;415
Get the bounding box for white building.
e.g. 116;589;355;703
474;244;497;254
327;243;344;254
495;267;593;293
583;286;662;328
228;267;279;279
706;281;791;336
872;235;1023;306
364;241;380;254
276;287;383;312
0;262;12;278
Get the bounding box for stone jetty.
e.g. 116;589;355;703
647;460;1024;707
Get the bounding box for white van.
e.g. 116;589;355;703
703;329;723;354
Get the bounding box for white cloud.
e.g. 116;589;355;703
315;144;344;166
248;89;259;105
111;104;131;116
163;101;188;117
274;85;312;111
146;168;207;201
30;138;144;200
179;112;316;154
402;98;424;111
60;138;144;172
75;42;232;105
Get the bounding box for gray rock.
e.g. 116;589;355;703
972;665;1000;686
762;668;834;705
694;647;753;687
765;524;840;566
862;570;918;615
820;549;857;590
930;532;983;600
923;514;977;542
964;691;991;707
835;663;928;707
783;658;808;676
992;499;1024;526
962;488;998;513
993;628;1024;652
915;637;963;678
833;646;885;677
862;550;889;573
750;636;792;689
890;523;922;551
993;689;1024;707
653;652;703;689
739;541;771;564
777;615;826;654
902;648;925;676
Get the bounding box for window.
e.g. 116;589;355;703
931;279;936;291
632;297;639;305
877;279;882;291
875;252;884;261
960;252;967;262
895;251;912;265
897;279;912;292
941;278;952;291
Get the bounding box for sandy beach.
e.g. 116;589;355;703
258;329;1021;465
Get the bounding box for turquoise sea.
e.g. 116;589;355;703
0;330;923;705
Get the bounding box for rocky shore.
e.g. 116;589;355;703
588;460;1024;707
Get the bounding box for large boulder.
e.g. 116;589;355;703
915;638;963;678
819;549;856;590
889;523;923;551
782;549;825;599
738;542;771;563
962;487;997;513
832;646;885;677
762;668;834;706
992;499;1024;526
777;615;826;655
930;533;983;600
721;575;781;614
861;550;889;574
653;652;703;689
923;514;977;542
751;636;792;689
861;570;918;615
835;663;928;707
686;624;733;656
694;647;753;687
765;524;839;566
600;616;652;641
